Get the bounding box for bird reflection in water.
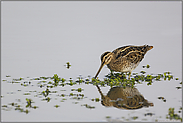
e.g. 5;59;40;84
96;85;153;110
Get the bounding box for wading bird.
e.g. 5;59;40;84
94;45;153;79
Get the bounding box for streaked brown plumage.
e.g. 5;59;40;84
95;45;153;79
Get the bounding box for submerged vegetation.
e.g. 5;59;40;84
1;64;182;121
65;62;71;69
166;108;182;121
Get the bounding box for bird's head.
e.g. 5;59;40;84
101;51;114;65
94;52;113;78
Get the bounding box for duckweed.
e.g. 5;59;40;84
42;97;51;102
69;93;74;96
9;102;17;106
42;88;50;97
54;105;60;108
131;116;138;120
140;71;146;74
95;98;100;102
77;88;83;92
40;76;51;80
61;78;66;82
166;108;182;121
106;116;111;119
71;88;83;92
60;94;66;97
142;64;150;68
2;105;8;107
76;77;84;84
72;102;79;104
1;64;182;121
81;104;95;109
176;87;181;89
24;93;31;95
158;97;166;102
92;68;175;87
25;109;29;114
65;62;71;69
33;106;38;109
144;113;155;116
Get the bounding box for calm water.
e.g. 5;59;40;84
1;1;182;122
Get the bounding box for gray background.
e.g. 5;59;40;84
2;1;182;79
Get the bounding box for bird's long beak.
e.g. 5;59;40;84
94;62;105;79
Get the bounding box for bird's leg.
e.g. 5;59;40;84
128;72;131;80
125;72;128;79
110;70;114;77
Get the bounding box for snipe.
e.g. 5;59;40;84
96;85;154;109
94;45;153;79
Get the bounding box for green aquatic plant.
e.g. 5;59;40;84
72;102;79;104
81;104;95;109
106;116;111;119
24;93;31;95
166;108;182;121
2;105;8;108
144;113;155;116
45;97;51;102
140;71;146;74
33;106;38;109
34;77;41;80
131;116;138;120
47;81;52;84
158;96;166;102
71;88;83;92
60;98;67;102
61;78;66;83
142;64;150;68
1;64;181;118
69;93;74;96
25;109;29;114
77;88;83;92
69;82;74;86
52;74;60;86
26;98;32;108
65;62;71;69
60;94;66;97
42;88;50;97
91;98;100;102
92;65;175;87
76;77;84;84
40;76;51;80
176;87;181;90
54;105;60;108
95;98;100;102
8;102;17;106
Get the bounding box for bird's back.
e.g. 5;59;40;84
112;45;149;64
